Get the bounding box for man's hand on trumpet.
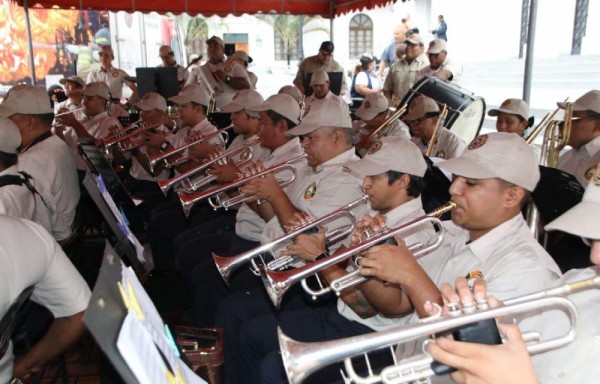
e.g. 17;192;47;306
143;129;168;150
239;161;285;202
424;277;539;384
280;212;327;261
206;149;242;183
56;108;79;127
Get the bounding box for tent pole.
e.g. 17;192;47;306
522;0;538;103
23;0;37;84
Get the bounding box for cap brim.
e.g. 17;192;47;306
557;101;589;111
0;105;15;117
544;201;599;239
136;101;156;111
355;106;378;121
435;157;495;179
286;123;319;137
168;95;191;105
344;158;388;177
427;48;443;54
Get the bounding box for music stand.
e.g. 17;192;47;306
302;72;343;96
136;67;179;102
531;166;584;225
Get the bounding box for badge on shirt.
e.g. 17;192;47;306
592;166;600;186
367;140;383;155
112;71;119;78
465;270;484;288
435;149;446;159
467;134;487;150
585;165;598;182
304;181;317;200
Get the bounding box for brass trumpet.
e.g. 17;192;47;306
101;120;162;151
147;125;232;172
262;202;455;308
354;104;407;151
279;275;600;384
179;154;306;217
213;194;369;286
157;136;259;195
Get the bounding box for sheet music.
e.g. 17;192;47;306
121;266;165;332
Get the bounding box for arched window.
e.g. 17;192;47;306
349;14;373;59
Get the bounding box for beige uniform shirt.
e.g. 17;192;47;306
260;148;366;246
411;127;466;159
235;138;305;242
87;66;133;100
294;55;347;95
129;124;172;182
186;60;250;109
530;267;600;383
383;53;429;101
558;136;600;187
415;56;463;85
82;111;122;139
337;198;438;331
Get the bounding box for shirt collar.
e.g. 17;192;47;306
268;137;301;161
90;111;109;122
383;198;424;227
314;147;358;173
467;214;524;262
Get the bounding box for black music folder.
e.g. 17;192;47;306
531;165;584;225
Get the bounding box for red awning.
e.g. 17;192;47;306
20;0;399;17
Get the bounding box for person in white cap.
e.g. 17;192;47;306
404;95;466;159
557;90;600;187
383;34;429;105
229;51;258;89
87;45;138;102
0;118;55;237
294;40;347;97
488;98;533;137
55;76;86;121
277;85;302;103
236;137;441;383
0;215;91;383
0;85;79;244
186;36;250;109
353;92;411;156
416;38;463;84
303;68;346;110
426;165;600;384
157;45;188;89
359;132;561;362
207;89;270;183
58;81;122;140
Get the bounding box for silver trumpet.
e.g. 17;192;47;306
213;194;369;286
54;107;85;118
262;202;455;308
101;120;162;151
279;275;600;384
147;124;232;172
179;154;306;217
157;135;260;195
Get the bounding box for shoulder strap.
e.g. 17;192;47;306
0;174;24;188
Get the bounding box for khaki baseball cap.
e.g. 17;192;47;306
488;98;530;121
221;89;264;117
136;92;167;112
405;34;425;46
77;81;111;100
436;132;540;191
557;90;600;114
278;85;302;103
286;99;351;136
544;166;600;239
169;84;210;107
248;93;300;125
310;69;329;86
0;85;54;117
427;39;447;54
0;117;22;154
346;136;426;177
206;35;224;48
230;51;249;63
355;92;389;121
403;95;440;121
59;75;85;88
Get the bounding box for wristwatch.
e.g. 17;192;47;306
160;140;170;151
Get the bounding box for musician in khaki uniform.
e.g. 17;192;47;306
557;90;600;187
404;95;466;159
415;39;463;85
294;41;347;96
353;92;410;156
185;36;250;109
427;166;600;384
358;132;561;365
86;45;138;101
382;34;429;104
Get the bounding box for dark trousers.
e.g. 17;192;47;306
187;235;261;328
237;304;381;384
